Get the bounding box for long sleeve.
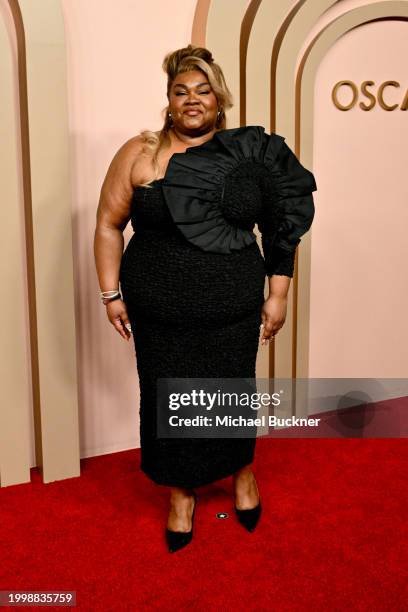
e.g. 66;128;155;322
257;139;317;278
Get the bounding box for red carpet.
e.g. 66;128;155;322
1;439;407;611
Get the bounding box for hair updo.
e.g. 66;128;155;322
139;45;233;185
164;45;215;86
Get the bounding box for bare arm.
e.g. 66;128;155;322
94;136;143;340
268;274;290;299
94;137;141;289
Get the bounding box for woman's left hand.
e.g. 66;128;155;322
260;295;288;345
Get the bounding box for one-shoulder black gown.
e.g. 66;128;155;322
119;126;317;488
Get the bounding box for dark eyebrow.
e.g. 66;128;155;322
173;82;210;89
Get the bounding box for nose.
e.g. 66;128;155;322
185;92;200;105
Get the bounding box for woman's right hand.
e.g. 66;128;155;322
260;295;288;345
106;299;132;341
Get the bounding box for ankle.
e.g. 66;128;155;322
167;492;196;532
234;469;255;487
233;465;254;480
169;489;195;509
169;487;194;501
233;470;259;508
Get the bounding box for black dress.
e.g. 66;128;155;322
119;126;317;488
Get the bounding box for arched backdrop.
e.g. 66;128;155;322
1;0;407;486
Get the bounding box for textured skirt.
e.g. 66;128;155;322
119;186;266;488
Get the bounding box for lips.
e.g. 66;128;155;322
184;110;202;116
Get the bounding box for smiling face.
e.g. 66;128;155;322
167;70;219;136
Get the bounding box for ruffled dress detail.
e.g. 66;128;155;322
161;125;317;275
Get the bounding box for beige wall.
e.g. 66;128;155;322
1;0;407;486
310;17;408;377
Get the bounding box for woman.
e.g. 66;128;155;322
94;45;317;553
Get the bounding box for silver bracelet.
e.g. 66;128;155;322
101;293;122;306
100;289;121;304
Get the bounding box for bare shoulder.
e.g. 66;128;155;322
105;131;161;187
130;131;161;186
96;135;146;230
101;132;158;195
106;134;145;178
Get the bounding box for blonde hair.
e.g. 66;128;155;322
139;45;233;186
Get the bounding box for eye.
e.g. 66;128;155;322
173;90;211;96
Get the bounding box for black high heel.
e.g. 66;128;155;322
234;477;262;532
165;491;197;553
234;499;262;532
